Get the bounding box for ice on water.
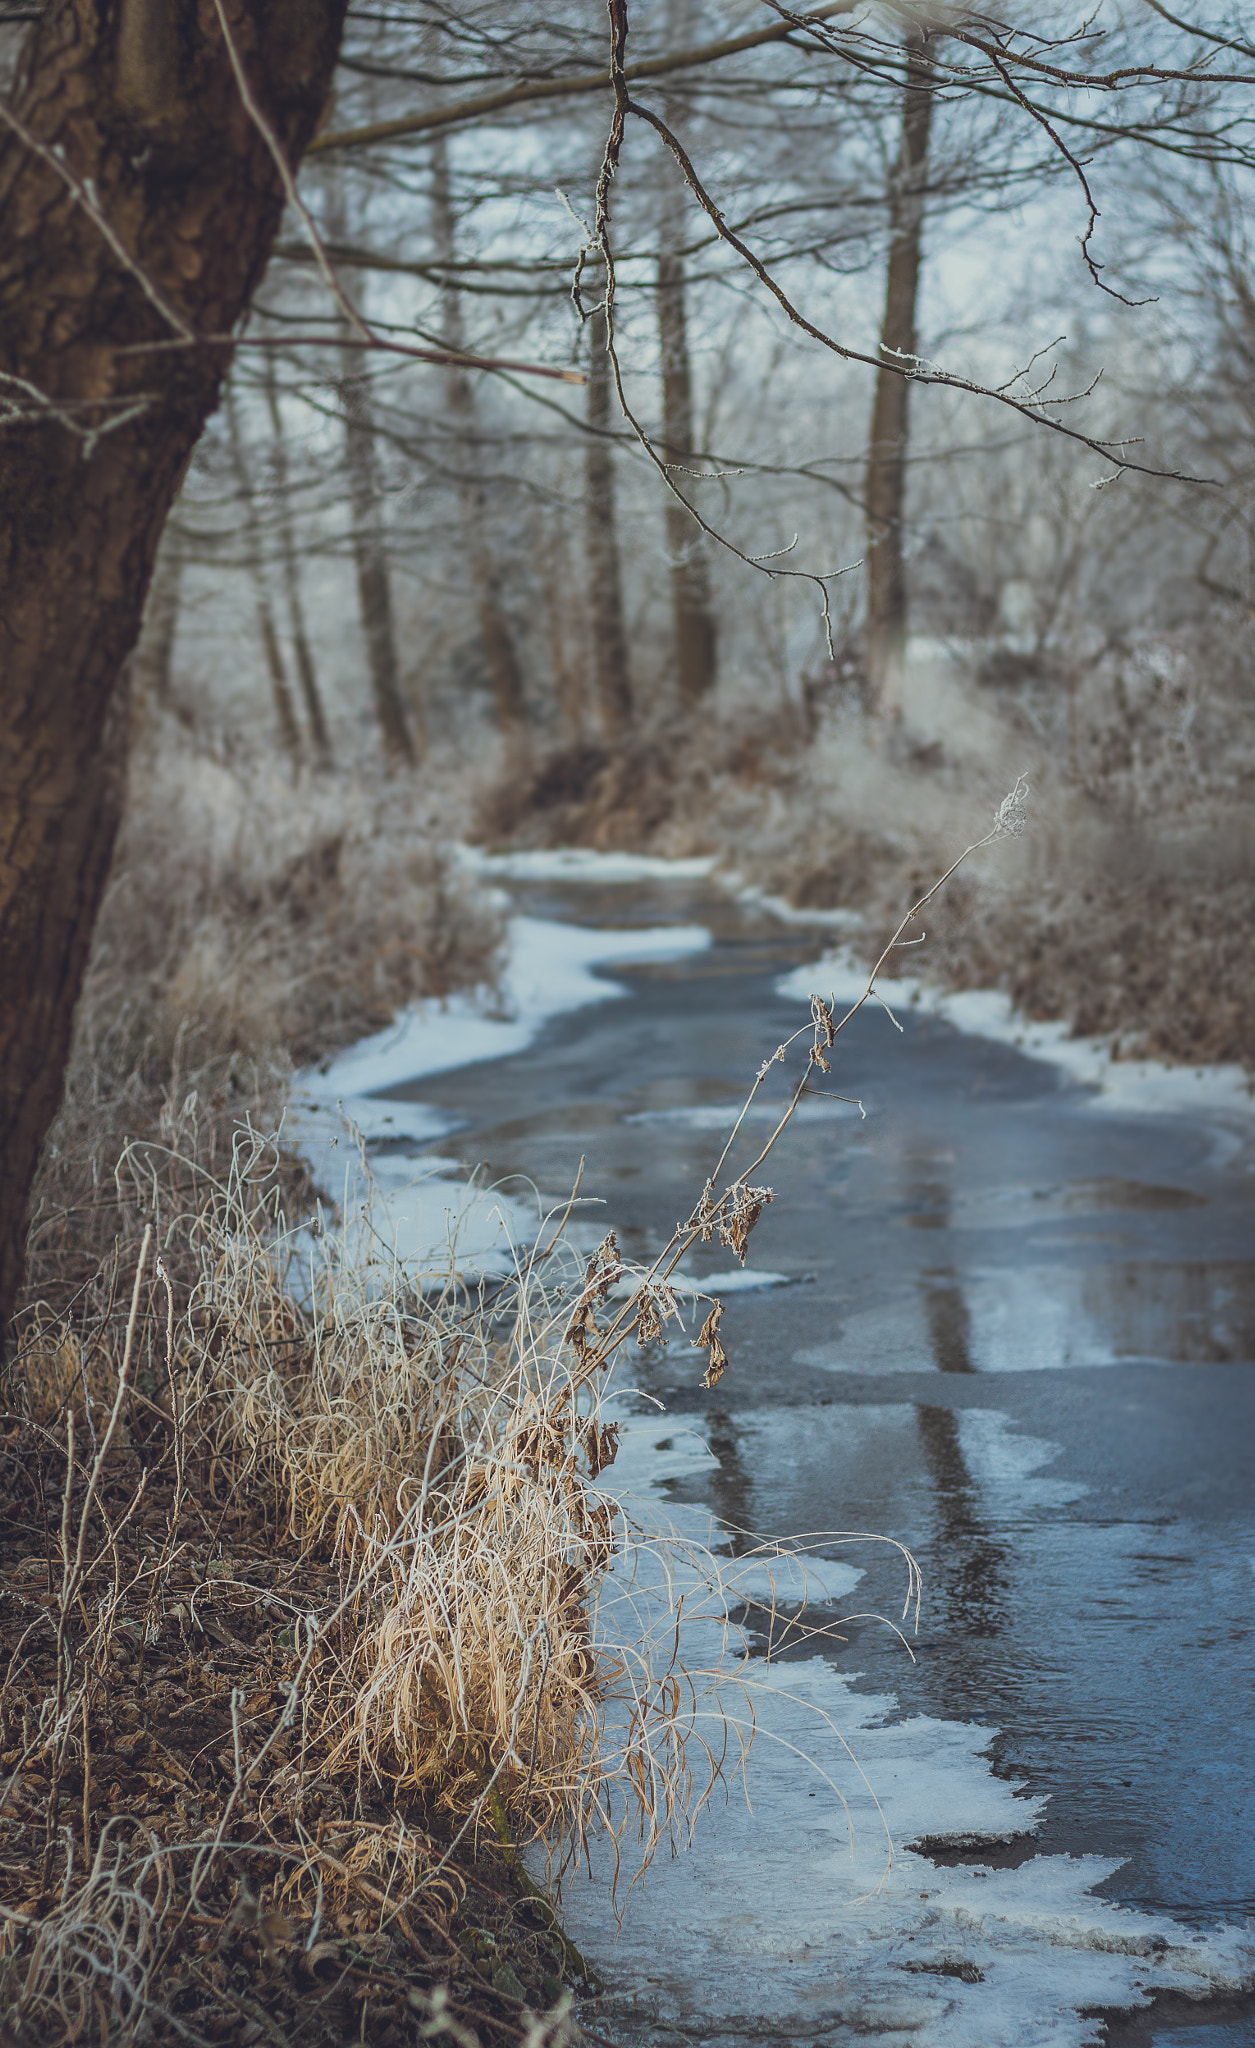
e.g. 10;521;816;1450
557;1409;1255;2047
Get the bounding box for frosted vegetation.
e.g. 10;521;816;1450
5;2;1255;2041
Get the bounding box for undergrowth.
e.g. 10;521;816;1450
477;621;1255;1072
26;726;503;1320
0;795;1020;2043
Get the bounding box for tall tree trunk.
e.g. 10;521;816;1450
0;0;347;1352
864;27;935;714
430;133;528;740
227;384;304;769
657;207;717;709
585;292;634;739
341;360;416;765
322;166;414;764
540;517;586;741
264;348;333;767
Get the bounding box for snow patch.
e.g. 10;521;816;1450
458;845;717;884
299;915;711;1102
609;1267;793;1300
288;915;713;1285
777;944;1255;1121
626;1097;863;1130
552;1413;1252;2046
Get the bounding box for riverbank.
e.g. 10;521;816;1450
3;1107;613;2046
475;638;1255;1077
460;845;1255;1127
4;728;614;2044
10;737;1250;2043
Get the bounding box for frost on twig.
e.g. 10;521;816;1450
991;773;1031;841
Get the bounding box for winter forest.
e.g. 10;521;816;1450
1;5;1254;2045
99;0;1255;1083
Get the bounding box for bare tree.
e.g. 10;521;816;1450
340;352;417;763
227;381;305;770
585;286;634;738
864;24;936;714
430;130;528;741
263;348;334;767
0;0;347;1348
657;167;718;708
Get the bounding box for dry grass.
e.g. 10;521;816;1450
1;768;1009;2041
1;1111;779;2040
25;723;503;1320
2;1142;602;2044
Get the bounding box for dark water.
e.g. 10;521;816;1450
383;877;1255;2042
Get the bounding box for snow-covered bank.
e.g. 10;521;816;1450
301;913;711;1104
288;913;713;1281
455;841;1255;1120
778;943;1255;1122
562;1411;1255;2048
458;845;718;885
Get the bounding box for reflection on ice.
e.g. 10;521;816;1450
797;1259;1255;1373
559;1413;1255;2048
626;1098;864;1130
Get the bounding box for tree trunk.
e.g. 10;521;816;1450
658;234;717;709
0;0;347;1352
864;28;935;714
430;132;528;740
538;515;585;740
227;383;304;770
264;348;333;767
341;363;416;765
321;176;415;765
585;294;634;739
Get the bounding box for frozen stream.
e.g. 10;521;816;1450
297;857;1255;2047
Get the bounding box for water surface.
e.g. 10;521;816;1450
366;872;1255;2045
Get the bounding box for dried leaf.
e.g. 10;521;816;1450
696;1300;729;1387
584;1421;620;1478
718;1183;773;1265
701;1343;728;1389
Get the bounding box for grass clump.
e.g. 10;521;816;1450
2;1129;622;2044
0;791;1008;2041
4;1085;810;2040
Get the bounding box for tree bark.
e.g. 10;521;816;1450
658;226;717;708
0;0;348;1351
264;348;333;767
430;131;528;740
864;27;935;714
585;295;634;739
